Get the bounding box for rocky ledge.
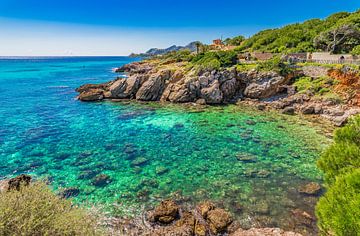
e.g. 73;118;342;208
76;61;360;126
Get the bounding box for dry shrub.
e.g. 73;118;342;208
0;182;101;236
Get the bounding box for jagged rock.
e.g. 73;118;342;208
298;182;322;196
5;174;32;191
201;81;223;104
162;77;200;103
197;201;216;218
76;83;108;93
136;71;170;101
244;73;288;99
78;89;104;101
196;99;207;105
148;200;180;224
206;208;233;234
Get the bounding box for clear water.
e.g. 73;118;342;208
0;57;331;232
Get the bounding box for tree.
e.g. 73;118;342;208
195;42;202;54
314;24;360;53
224;36;245;46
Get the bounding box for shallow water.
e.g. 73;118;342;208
0;57;331;233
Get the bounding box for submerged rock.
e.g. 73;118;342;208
230;228;302;236
298;182;322;196
131;157;149;166
91;174;112;187
59;187;80;198
236;153;258;163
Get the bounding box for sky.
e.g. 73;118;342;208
0;0;359;56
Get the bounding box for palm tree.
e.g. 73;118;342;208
195;42;202;54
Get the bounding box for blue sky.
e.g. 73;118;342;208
0;0;359;56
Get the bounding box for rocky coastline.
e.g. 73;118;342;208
76;60;360;127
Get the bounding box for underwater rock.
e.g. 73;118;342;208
6;174;32;191
253;200;270;215
148;200;180;224
236;153;258;163
257;170;271;178
59;187;80;198
77;170;100;180
298;182;322;196
156;166;169;175
131;157;149;166
290;209;315;227
245;119;256;125
55;153;71;161
91;174;112;187
206;208;233;234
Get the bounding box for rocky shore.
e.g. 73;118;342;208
76;61;360;126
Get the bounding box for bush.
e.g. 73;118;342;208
316;169;360;236
0;182;100;236
256;56;294;75
191;50;238;70
316;115;360;235
317;116;360;183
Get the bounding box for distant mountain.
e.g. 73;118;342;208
130;41;200;57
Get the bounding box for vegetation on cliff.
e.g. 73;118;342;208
0;182;100;236
235;10;360;53
316;115;360;235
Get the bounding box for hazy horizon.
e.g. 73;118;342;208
0;0;359;56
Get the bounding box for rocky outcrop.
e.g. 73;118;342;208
76;61;360;126
244;72;289;99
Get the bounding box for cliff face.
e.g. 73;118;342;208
76;61;360;126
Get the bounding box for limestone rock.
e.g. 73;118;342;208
78;89;104;101
230;228;302;236
201;81;223;104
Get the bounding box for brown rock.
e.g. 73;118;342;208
7;174;32;191
298;182;322;196
78;89;104;101
281;107;295;115
201;81;223;104
206;208;233;234
194;221;207;236
148;200;180;224
197;201;216;218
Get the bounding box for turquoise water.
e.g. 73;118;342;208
0;57;330;231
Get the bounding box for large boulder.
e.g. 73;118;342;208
201;81;223;104
244;72;289;99
298;182;322;196
162;77;200;103
107;75;147;99
148;200;180;224
136;70;170;101
206;208;233;234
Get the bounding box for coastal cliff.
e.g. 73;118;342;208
76;60;360;126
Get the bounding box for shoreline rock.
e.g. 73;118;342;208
76;61;360;126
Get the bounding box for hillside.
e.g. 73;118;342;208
130;41;200;57
235;10;360;54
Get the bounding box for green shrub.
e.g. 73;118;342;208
191;50;238;70
351;45;360;56
256;56;294;75
294;76;337;95
316;169;360;236
316;115;360;235
0;182;100;236
317;116;360;183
